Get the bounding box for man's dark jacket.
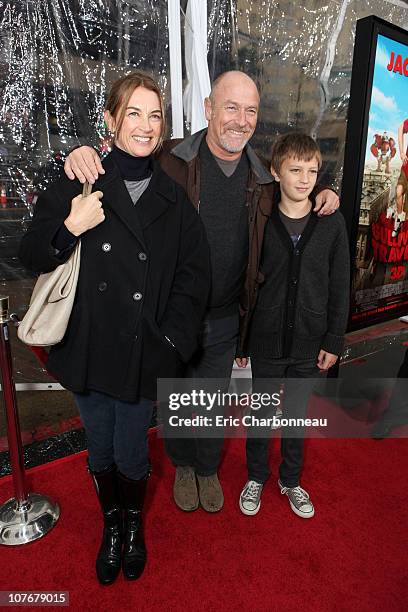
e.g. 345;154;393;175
157;128;275;353
19;155;211;401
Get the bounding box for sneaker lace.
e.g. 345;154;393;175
244;481;262;502
281;485;309;503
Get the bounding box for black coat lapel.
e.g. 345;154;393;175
95;156;177;245
137;160;177;230
95;155;147;249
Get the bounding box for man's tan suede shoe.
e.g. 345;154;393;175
173;466;199;511
196;473;224;512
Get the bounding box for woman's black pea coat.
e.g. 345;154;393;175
19;154;211;401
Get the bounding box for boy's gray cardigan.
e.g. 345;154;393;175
248;204;350;360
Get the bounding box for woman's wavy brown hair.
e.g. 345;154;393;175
105;71;166;153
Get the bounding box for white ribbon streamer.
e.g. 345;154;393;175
168;0;184;138
183;0;211;134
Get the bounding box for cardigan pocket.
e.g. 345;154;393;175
296;306;327;338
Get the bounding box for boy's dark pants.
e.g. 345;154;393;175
246;356;319;488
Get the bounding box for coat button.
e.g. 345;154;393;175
98;281;108;292
102;243;111;252
133;292;143;301
138;252;147;261
291;278;298;285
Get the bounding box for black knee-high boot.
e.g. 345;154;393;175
117;472;148;580
90;465;122;585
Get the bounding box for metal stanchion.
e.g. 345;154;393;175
0;295;59;545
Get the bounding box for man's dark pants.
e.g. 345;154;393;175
164;313;238;476
246;356;319;488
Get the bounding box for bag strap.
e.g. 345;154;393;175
82;181;92;197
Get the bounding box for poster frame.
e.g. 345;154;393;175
341;15;408;331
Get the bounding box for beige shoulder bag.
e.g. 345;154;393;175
17;182;91;347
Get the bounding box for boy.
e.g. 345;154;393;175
236;133;350;518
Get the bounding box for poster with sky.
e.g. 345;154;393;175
351;32;408;325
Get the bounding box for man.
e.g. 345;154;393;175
64;70;339;513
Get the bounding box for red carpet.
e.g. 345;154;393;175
0;435;407;612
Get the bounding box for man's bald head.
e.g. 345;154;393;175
204;71;260;160
209;71;260;104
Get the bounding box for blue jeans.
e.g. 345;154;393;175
74;390;154;480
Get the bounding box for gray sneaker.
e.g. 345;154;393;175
239;480;263;516
278;480;315;518
196;473;224;512
173;466;199;511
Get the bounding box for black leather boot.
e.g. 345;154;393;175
90;465;122;586
117;472;148;580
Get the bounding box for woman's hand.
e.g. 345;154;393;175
64;147;105;184
235;357;249;368
64;191;105;237
317;350;338;371
313;189;339;216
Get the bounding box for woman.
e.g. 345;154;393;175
19;72;210;585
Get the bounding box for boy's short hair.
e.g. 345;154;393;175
271;132;322;174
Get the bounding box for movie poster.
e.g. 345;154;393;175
351;33;408;324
